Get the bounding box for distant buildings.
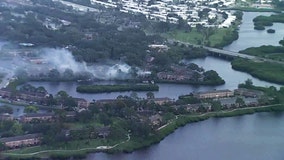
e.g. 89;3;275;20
88;0;236;28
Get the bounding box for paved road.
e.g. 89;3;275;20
203;46;256;60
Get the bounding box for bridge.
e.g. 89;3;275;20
174;40;284;65
172;40;258;60
203;46;257;60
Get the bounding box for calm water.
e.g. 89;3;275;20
223;12;284;52
87;112;284;160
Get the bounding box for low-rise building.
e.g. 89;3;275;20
0;134;41;148
0;88;13;98
74;98;89;109
20;113;55;123
185;103;212;112
149;114;163;126
193;89;234;99
97;127;111;138
234;88;264;98
95;99;118;105
150;97;173;105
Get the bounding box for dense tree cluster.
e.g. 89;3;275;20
76;84;159;93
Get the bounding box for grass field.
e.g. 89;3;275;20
164;26;238;48
164;28;203;45
232;58;284;84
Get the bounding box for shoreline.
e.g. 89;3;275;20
2;104;283;159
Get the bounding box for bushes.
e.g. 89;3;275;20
76;84;159;93
267;29;275;33
231;58;284;84
239;45;284;57
253;14;284;30
254;25;265;30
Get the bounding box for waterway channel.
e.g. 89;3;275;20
27;56;281;102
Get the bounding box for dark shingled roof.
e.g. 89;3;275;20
24;113;55;118
0;134;41;143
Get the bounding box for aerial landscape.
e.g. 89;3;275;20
0;0;284;159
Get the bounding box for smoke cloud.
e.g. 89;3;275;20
0;41;139;86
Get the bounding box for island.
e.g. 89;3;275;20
76;84;159;93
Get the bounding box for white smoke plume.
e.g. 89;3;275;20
0;42;137;84
40;48;89;73
40;48;133;79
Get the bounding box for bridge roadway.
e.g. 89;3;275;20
173;40;284;65
203;46;257;60
172;40;257;60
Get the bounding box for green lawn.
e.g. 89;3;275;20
164;28;203;45
164;26;238;48
240;46;284;61
3;138;120;159
232;58;284;84
264;53;284;61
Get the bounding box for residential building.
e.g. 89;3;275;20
0;134;41;148
20;113;55;123
97;127;111;138
149;114;163;126
234;88;264;98
74;98;89;108
0;88;13;98
95;99;118;105
193;89;234;99
150;97;173;105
